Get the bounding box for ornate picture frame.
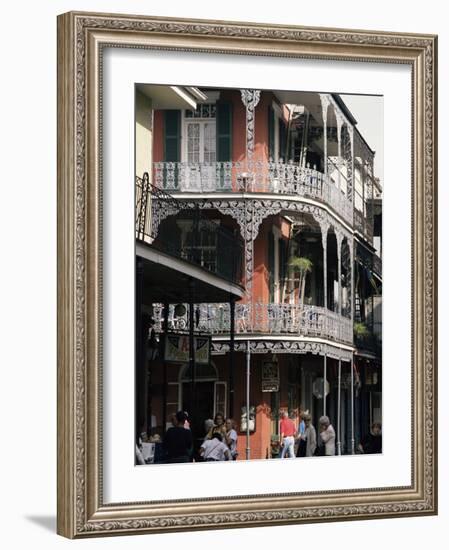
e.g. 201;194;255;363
57;11;437;538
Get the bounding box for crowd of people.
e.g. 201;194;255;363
136;410;382;464
136;411;239;464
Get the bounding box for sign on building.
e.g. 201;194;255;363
164;334;210;365
261;360;280;392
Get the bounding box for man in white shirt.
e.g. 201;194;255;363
199;433;231;461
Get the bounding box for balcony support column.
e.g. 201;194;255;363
320;220;330;310
240;89;261;171
350;235;355;454
350;239;354;333
161;301;169;437
323;354;327;418
319;94;330;176
320;219;330;418
350;353;355;454
337;358;342;455
229;295;236;418
336;231;343;318
336;114;344;191
188;280;196;438
245;340;252;460
348;126;354;203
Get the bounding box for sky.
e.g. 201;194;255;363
340;94;384;184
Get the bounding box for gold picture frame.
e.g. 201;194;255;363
57;11;437;538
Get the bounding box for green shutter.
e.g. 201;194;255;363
216;102;232;162
268;105;275;160
164;110;181;161
279;119;287;161
163;110;181;188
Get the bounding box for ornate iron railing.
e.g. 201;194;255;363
136;175;243;284
354;208;373;241
372;254;382;277
153;160;353;225
152;302;353;345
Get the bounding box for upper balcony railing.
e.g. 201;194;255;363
152;302;353;345
136;175;243;284
154;160;353;226
372;254;382;278
354;208;373;241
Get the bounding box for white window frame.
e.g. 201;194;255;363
178;362;221;418
213;381;227;419
182;108;217;164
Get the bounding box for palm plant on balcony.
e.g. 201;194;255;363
353;322;369;339
288;256;313;306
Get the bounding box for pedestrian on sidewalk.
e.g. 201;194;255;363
225;418;238;460
317;415;335;456
199;432;231;462
205;412;227;440
298;412;317;457
163;410;193;463
280;411;296;458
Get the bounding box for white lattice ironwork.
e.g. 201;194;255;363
240;89;261;163
152;302;352;345
154;160;353;224
211;340;353;362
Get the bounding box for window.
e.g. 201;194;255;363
180;220;219;273
184;105;216;164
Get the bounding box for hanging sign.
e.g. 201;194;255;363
164;334;210;365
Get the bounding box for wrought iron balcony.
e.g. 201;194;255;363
136;175;243;284
372;254;382;277
354;208;374;241
152;302;353;345
153;160;353;225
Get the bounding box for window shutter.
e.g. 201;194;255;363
268;105;275;160
216;102;232;162
164;110;181;161
279;118;287;160
163;110;180;188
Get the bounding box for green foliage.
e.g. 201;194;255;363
288;256;313;274
354;322;369;338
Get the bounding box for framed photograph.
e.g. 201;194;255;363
57;11;437;538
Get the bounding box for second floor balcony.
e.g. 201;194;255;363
153;159;353;225
152;302;353;345
136;175;244;285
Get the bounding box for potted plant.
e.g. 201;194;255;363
288;256;313;305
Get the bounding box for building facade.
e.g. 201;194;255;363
137;86;382;459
